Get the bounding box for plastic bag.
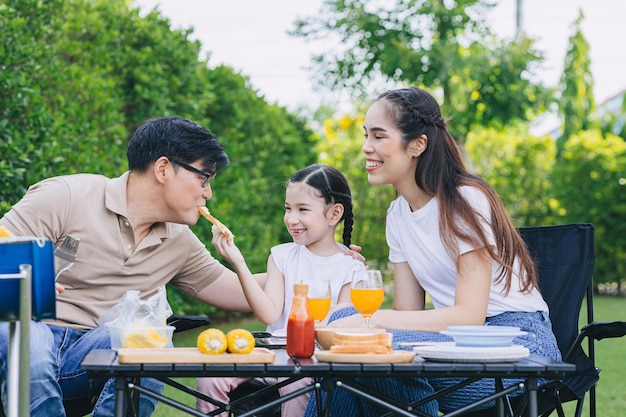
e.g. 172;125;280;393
98;286;172;328
98;287;174;349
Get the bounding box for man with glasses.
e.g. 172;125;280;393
0;116;263;417
169;159;216;188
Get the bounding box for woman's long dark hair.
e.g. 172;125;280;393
375;87;536;294
288;164;354;247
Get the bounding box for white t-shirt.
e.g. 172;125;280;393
386;186;548;317
266;242;365;336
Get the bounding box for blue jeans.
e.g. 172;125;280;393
304;308;560;416
0;321;163;417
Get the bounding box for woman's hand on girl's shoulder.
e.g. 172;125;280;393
344;244;366;263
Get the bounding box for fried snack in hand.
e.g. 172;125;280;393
198;207;234;241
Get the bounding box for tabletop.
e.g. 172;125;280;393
82;348;574;379
82;349;576;417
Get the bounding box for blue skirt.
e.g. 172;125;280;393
304;308;560;416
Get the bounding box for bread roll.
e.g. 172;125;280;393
329;331;393;354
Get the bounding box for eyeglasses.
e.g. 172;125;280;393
169;159;215;188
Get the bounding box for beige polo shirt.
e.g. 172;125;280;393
0;172;226;331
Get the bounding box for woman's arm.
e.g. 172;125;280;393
392;262;425;310
329;248;492;331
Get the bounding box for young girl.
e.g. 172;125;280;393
304;87;561;416
196;164;365;416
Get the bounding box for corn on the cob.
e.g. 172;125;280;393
123;329;168;348
226;329;255;354
197;328;228;354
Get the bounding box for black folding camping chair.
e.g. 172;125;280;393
495;223;626;417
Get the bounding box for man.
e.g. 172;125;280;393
0;116;260;416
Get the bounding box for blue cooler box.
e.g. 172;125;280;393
0;238;56;321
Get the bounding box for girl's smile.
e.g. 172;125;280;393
288;228;306;237
283;182;342;255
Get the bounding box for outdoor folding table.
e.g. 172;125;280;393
81;348;575;417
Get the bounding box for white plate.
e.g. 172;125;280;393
440;326;527;347
414;342;529;363
444;325;523;334
315;350;416;363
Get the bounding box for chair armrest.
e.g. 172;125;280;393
564;321;626;361
167;315;212;333
580;321;626;340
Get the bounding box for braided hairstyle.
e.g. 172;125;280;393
288;164;354;247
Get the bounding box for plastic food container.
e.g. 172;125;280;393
105;323;175;350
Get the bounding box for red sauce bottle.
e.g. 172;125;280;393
286;283;315;358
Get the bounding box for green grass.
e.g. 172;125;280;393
563;296;626;417
152;296;626;417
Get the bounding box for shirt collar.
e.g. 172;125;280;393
105;171;169;239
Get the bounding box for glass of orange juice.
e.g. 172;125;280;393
304;279;332;324
350;270;384;328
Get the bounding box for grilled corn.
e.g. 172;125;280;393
226;329;255;354
197;328;228;354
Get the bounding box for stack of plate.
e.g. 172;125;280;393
440;325;527;347
413;325;529;363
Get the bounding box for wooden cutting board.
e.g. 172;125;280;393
117;347;275;364
315;350;416;364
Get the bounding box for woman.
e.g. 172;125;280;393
305;87;560;416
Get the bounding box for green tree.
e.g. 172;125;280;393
0;0;319;319
619;94;626;139
291;0;551;141
552;131;626;290
1;0;222;206
50;0;217;175
0;0;67;212
465;126;558;226
557;9;598;157
599;91;626;139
